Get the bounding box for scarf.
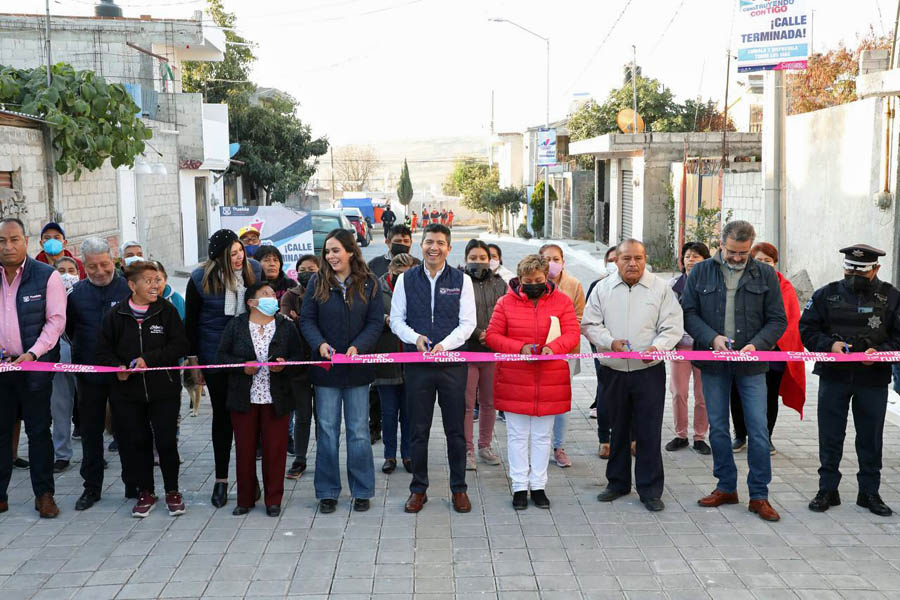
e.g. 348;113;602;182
224;269;246;316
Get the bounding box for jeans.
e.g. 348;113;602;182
552;413;567;450
0;375;54;502
702;371;771;499
731;368;783;440
50;338;76;461
314;385;375;500
464;363;496;453
378;384;410;460
506;413;554;492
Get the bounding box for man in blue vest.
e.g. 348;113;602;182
67;238;131;511
390;223;476;513
0;217;67;517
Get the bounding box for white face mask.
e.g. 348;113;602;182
60;272;79;292
489;259;500;271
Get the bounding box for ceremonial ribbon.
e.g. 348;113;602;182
1;349;898;375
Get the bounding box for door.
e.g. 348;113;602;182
195;177;209;261
117;169;139;244
620;169;633;241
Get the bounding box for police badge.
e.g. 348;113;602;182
868;315;883;329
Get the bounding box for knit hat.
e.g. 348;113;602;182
208;229;239;260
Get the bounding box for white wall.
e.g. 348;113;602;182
785;97;897;288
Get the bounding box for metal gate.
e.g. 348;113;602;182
620;169;633;241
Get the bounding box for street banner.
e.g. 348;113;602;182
537;128;557;166
219;205;313;279
735;0;810;72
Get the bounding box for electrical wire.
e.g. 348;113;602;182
565;0;636;95
649;0;687;55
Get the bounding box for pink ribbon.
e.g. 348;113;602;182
1;349;897;375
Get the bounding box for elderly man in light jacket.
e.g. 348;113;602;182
582;239;684;512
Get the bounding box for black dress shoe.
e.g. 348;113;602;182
53;460;70;473
353;498;370;512
857;492;892;516
512;490;528;510
266;505;281;517
693;440;712;455
642;497;665;512
75;489;101;511
809;489;841;512
211;482;228;508
597;487;629;502
319;499;337;514
665;437;689;452
232;506;251;516
402;458;413;473
382;459;397;474
530;489;550;509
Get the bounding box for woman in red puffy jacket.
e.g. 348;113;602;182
485;254;581;511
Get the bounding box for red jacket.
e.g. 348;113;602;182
776;272;807;416
485;280;581;417
36;249;86;280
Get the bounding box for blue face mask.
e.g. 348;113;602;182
123;255;142;266
43;238;63;256
244;245;260;257
255;297;279;316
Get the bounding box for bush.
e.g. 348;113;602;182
530;180;556;237
517;224;532;239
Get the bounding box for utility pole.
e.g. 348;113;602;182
330;147;336;205
722;51;732;167
632;45;638;132
44;0;51;86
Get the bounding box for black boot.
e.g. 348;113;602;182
211;482;228;508
530;489;550;509
512;490;528;510
808;489;840;513
857;492;892;517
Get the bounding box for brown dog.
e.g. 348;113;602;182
182;356;204;417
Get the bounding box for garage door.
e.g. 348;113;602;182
620;169;633;241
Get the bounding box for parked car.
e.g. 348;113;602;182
311;209;355;253
342;208;372;247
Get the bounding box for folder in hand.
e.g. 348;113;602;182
545;316;561;345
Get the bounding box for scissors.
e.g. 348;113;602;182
129;359;138;369
425;338;433;352
726;339;734;351
625;341;633;352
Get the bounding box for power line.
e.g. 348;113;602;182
650;0;687;55
565;0;636;95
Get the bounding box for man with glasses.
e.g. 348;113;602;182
680;220;787;522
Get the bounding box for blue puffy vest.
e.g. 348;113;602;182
14;258;61;389
402;264;464;352
190;261;262;364
68;275;131;382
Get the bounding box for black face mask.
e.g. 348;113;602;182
297;271;314;287
390;243;411;257
465;262;490;281
844;273;874;293
521;283;546;299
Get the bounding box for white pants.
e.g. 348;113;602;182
505;412;555;492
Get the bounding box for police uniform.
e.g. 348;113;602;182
798;244;900;516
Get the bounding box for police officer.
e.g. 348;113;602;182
799;244;900;516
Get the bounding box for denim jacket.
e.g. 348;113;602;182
681;252;787;374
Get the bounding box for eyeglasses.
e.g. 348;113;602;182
722;248;751;257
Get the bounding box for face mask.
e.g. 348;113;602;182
547;261;563;279
606;262;618;275
844;274;873;293
123;255;141;266
244;245;259;257
521;282;546;299
489;259;500;272
255;297;279;316
390;243;411;257
60;272;79;292
466;263;490;281
43;239;63;256
297;271;314;287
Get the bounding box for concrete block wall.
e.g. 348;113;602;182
156;93;204;162
642;162;675;262
722;170;765;237
136;124;182;268
0;126;49;256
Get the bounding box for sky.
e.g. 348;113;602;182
19;0;895;145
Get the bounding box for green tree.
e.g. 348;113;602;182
229;94;329;204
182;0;256;103
0;63;151;179
396;158;413;207
654;98;735;132
530;180;556;238
445;160;515;230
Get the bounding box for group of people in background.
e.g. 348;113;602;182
2;213;898;523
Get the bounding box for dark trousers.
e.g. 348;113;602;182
111;395;180;493
76;379;119;493
292;381;315;465
601;363;666;500
369;386;381;433
406;363;468;494
731;368;783;440
204;370;232;480
593;358;610;443
232;404;289;508
817;378;888;494
0;374;54;501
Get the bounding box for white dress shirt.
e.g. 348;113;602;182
389;263;477;351
581;269;684;372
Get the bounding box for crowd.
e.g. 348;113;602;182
1;214;898;523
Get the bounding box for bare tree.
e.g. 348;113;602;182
333;145;381;192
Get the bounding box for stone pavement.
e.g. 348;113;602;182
4;365;900;599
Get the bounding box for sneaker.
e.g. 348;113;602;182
554;448;572;468
256;445;262;460
466;451;477;471
497;411;506;423
478;447;501;465
53;459;70;473
589;407;597;419
286;462;306;480
769;440;777;456
108;439;119;452
732;437;747;452
693;440;712;455
71;427;81;440
12;457;29;469
165;491;186;516
473;406;479;422
132;491;157;518
665;437;689;452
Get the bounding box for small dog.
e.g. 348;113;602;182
182;357;205;417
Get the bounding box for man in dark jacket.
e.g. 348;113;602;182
67;238;131;510
367;225;412;279
380;205;396;240
0;218;66;518
390;223;476;514
681;220;786;522
800;244;900;517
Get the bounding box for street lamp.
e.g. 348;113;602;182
489;17;551;237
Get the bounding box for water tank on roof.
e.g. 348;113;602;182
95;1;123;17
